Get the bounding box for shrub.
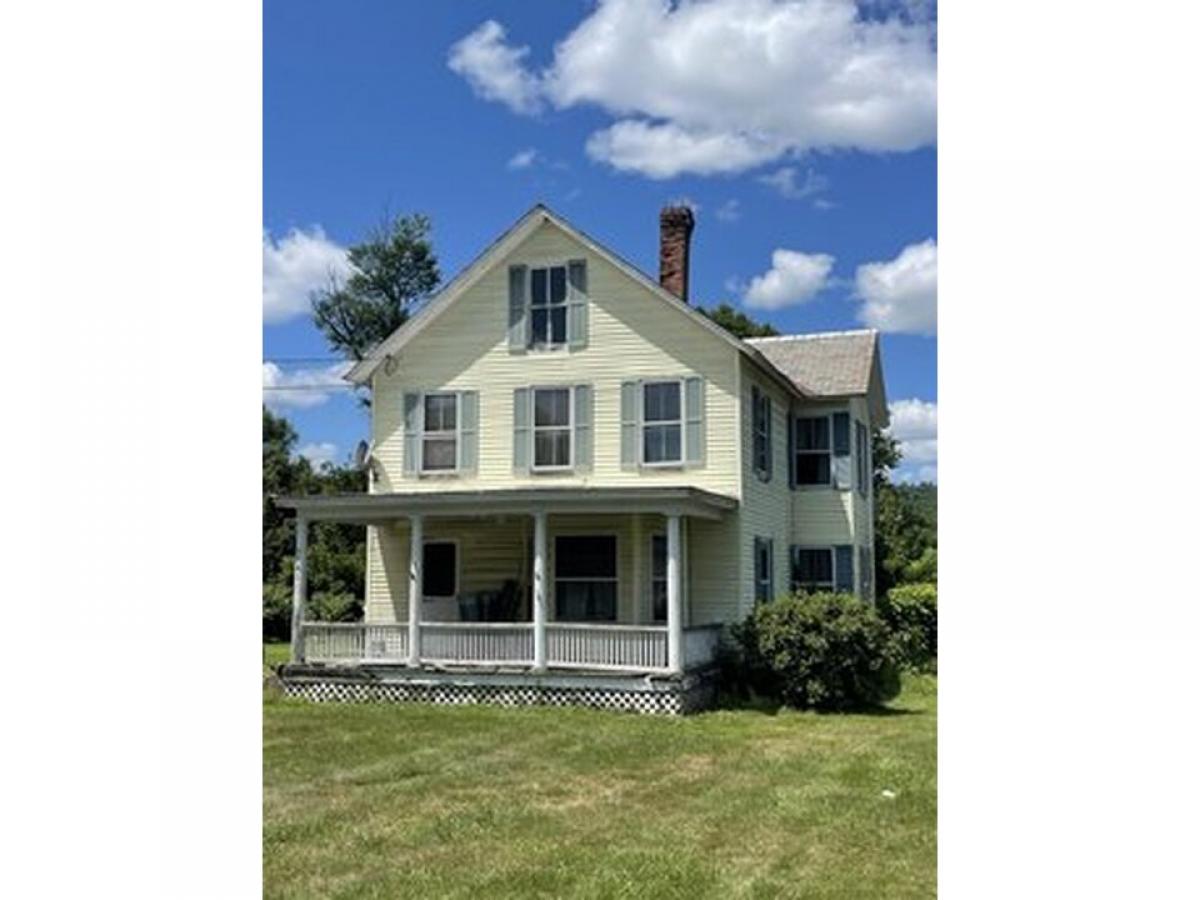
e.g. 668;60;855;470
732;592;901;711
307;590;362;623
878;583;938;672
263;581;292;641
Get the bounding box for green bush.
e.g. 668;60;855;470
307;590;362;623
263;581;292;642
732;592;901;710
878;583;937;672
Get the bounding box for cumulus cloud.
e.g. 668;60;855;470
758;166;830;201
448;20;543;115
887;397;937;482
448;0;937;178
741;249;835;310
262;361;353;410
263;226;351;324
507;147;538;169
855;238;937;335
296;441;339;470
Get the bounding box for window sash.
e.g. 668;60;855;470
753;393;770;473
795;414;832;485
793;547;835;593
555;535;618;622
641;380;684;465
650;534;667;623
421;541;457;598
421;392;459;472
531;386;573;470
528;265;569;349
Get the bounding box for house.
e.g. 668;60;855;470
276;204;888;714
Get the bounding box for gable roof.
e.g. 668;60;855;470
344;204;806;400
747;331;889;425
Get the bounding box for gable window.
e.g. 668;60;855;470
855;420;870;497
650;534;667;623
421;393;459;472
752;386;772;480
530;265;568;349
754;537;774;603
422;541;458;598
642;380;683;465
533;387;572;470
555;535;617;622
792;547;834;593
795;415;831;485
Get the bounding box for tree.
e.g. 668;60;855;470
697;302;780;339
312;213;441;360
870;427;937;594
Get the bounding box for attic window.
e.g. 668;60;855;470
529;266;568;348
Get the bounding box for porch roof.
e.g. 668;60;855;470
274;485;739;523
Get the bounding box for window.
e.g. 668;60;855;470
422;393;458;472
555;535;617;621
650;534;667;623
792;547;834;593
754;537;774;603
529;265;568;349
642;380;683;464
795;415;831;485
422;541;457;598
533;387;572;469
752;386;772;480
855;420;869;496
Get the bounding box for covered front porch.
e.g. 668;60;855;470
277;487;737;677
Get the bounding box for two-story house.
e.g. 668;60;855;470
277;204;887;714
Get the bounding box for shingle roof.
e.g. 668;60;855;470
745;330;885;422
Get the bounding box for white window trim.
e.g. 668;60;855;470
552;532;620;623
640;377;686;468
792;545;837;593
794;413;834;489
526;260;571;352
420;391;462;475
421;538;460;600
529;384;575;473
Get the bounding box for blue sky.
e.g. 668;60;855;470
264;0;937;482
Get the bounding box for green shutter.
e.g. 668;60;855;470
764;395;773;481
620;381;639;469
835;545;854;593
508;265;528;352
573;384;593;471
567;259;588;349
402;392;421;476
684;376;705;466
459;391;478;474
513;388;531;472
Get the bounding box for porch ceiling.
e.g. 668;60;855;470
274;486;738;523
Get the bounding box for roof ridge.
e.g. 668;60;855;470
746;328;877;344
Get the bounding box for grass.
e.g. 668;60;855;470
264;653;935;899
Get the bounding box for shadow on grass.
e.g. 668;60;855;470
710;691;921;718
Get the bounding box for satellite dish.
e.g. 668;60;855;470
353;440;370;469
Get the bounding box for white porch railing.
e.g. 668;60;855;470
547;623;668;671
683;624;723;670
303;622;410;662
420;622;534;666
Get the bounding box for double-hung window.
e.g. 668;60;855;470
795;415;831;485
650;534;668;623
642;380;683;465
422;541;457;599
855;420;870;496
754;537;774;603
533;387;572;470
421;393;458;472
555;535;618;622
792;547;834;593
752;386;772;480
529;265;568;349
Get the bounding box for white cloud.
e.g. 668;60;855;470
262;361;353;410
855;238;937;335
758;166;829;200
507;147;538;169
263;226;351;324
887;398;937;481
715;199;742;222
741;249;835;310
449;0;936;178
295;441;339;470
448;20;543;115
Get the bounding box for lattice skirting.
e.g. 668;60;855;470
279;676;715;716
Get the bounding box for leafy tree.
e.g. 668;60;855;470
697;302;779;339
871;427;937;594
312;213;441;360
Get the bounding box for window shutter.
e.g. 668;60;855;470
573;384;593;471
764;395;773;481
512;388;531;472
787;408;796;489
459;391;478;474
508;265;528;352
835;544;854;593
567;259;588;349
684;376;705;466
767;538;775;601
402;392;422;476
753;537;763;603
620;380;639;469
832;412;851;490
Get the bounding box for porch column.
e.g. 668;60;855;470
407;514;423;667
532;510;548;671
667;513;683;675
291;513;309;663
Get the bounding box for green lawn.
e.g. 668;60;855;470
264;658;936;899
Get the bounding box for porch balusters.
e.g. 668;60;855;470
408;513;423;666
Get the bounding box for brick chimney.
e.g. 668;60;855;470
659;205;695;302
